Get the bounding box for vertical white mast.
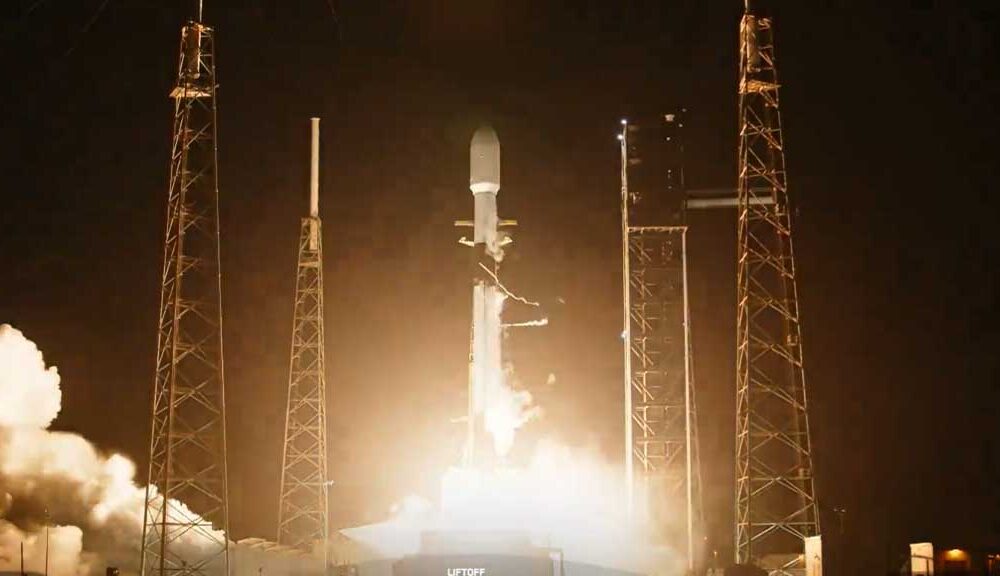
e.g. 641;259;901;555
682;230;694;573
619;120;634;514
278;118;329;559
309;118;320;250
310;117;320;218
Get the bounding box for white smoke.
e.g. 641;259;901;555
0;324;225;576
472;287;544;460
344;441;683;576
0;324;61;429
0;324;147;575
481;365;540;459
0;522;90;576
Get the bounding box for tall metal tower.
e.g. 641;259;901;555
619;116;702;571
141;14;230;576
277;118;329;559
733;7;820;574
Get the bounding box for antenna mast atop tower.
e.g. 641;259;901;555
733;6;821;574
278;118;330;561
140;11;230;576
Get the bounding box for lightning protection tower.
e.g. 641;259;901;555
734;6;821;574
278;118;330;560
141;12;230;576
619;116;703;572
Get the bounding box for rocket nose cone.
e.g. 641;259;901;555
470;125;500;193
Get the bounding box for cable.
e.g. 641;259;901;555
477;262;541;308
0;0;51;44
61;0;113;59
502;319;549;328
21;0;50;18
323;0;342;42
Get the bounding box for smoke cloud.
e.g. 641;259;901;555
0;324;150;575
0;324;61;429
0;324;239;576
344;440;684;576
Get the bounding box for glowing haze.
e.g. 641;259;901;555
0;293;682;576
344;286;683;575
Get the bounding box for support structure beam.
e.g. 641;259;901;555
278;119;330;562
734;11;821;575
141;19;230;576
619;119;703;572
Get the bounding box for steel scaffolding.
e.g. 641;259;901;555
141;20;230;576
734;10;820;575
620;119;702;571
277;120;329;558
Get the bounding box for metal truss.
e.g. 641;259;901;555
734;12;820;575
277;215;329;556
141;21;230;576
620;121;702;571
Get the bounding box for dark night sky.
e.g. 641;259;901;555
1;1;998;573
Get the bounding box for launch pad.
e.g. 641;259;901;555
394;532;555;576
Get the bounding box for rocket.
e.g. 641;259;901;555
470;126;501;249
459;126;515;466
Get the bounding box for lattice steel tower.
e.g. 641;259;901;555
734;6;820;574
278;118;329;558
141;12;230;576
619;116;702;572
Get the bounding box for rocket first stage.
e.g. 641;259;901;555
459;126;515;466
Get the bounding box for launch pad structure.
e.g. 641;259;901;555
733;9;820;574
277;118;331;559
678;5;823;574
141;16;231;576
619;116;703;572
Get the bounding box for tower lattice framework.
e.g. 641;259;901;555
278;123;329;556
734;11;820;574
141;20;230;576
620;119;702;571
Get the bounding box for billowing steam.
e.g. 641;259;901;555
0;325;61;429
342;287;684;576
0;323;147;575
345;442;683;575
481;288;542;459
0;324;224;576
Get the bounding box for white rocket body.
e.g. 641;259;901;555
471;127;501;247
467;126;503;466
